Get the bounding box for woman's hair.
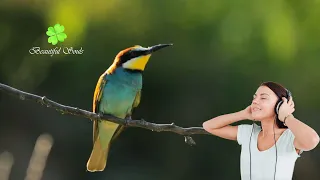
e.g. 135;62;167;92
260;81;289;129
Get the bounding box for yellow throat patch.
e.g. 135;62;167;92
122;54;151;71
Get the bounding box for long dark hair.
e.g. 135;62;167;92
260;81;289;129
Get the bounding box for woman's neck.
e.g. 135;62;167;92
260;118;282;137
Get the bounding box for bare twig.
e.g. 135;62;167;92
0;83;210;145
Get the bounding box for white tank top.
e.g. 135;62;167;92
237;123;303;180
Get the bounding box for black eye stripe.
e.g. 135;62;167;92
130;51;138;57
120;50;142;64
126;51;139;59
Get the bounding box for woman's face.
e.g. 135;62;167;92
251;86;279;121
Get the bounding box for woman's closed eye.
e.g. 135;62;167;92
261;97;269;100
252;96;268;100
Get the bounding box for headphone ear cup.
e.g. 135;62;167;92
276;89;291;115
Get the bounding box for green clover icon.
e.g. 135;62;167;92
46;24;67;45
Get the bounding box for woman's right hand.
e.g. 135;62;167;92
239;105;254;120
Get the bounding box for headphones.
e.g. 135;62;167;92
275;89;292;120
249;88;292;180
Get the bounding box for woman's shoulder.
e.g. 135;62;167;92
281;128;295;141
237;123;260;145
278;128;303;156
238;123;261;132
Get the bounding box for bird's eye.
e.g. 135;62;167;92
129;51;138;57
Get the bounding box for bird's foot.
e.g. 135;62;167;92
124;115;132;126
97;112;104;123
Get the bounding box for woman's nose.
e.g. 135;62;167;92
252;98;258;104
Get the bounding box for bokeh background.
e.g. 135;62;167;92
0;0;319;179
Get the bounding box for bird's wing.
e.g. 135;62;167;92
92;71;108;143
132;90;141;108
111;90;141;141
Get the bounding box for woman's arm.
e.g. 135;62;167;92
278;97;319;151
202;106;251;141
284;114;319;151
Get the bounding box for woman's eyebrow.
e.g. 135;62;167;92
253;93;270;96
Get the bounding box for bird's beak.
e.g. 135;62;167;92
145;44;173;54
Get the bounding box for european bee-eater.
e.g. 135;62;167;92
86;44;173;172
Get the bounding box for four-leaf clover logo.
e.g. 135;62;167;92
46;24;67;45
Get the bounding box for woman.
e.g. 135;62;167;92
203;81;319;180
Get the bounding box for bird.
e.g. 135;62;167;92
86;43;173;172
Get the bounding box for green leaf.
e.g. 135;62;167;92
46;27;55;36
46;24;67;45
48;36;58;45
54;24;65;34
57;33;67;42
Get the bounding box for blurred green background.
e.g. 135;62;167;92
0;0;319;179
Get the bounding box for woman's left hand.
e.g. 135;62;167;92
278;96;295;122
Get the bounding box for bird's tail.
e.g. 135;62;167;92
86;137;110;172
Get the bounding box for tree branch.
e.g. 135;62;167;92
0;82;211;145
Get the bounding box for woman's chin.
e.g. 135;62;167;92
252;113;264;120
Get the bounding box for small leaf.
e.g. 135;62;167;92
48;36;58;45
46;27;55;36
48;27;55;32
54;24;64;34
57;33;67;42
46;30;55;36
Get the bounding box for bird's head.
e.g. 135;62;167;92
111;44;173;71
